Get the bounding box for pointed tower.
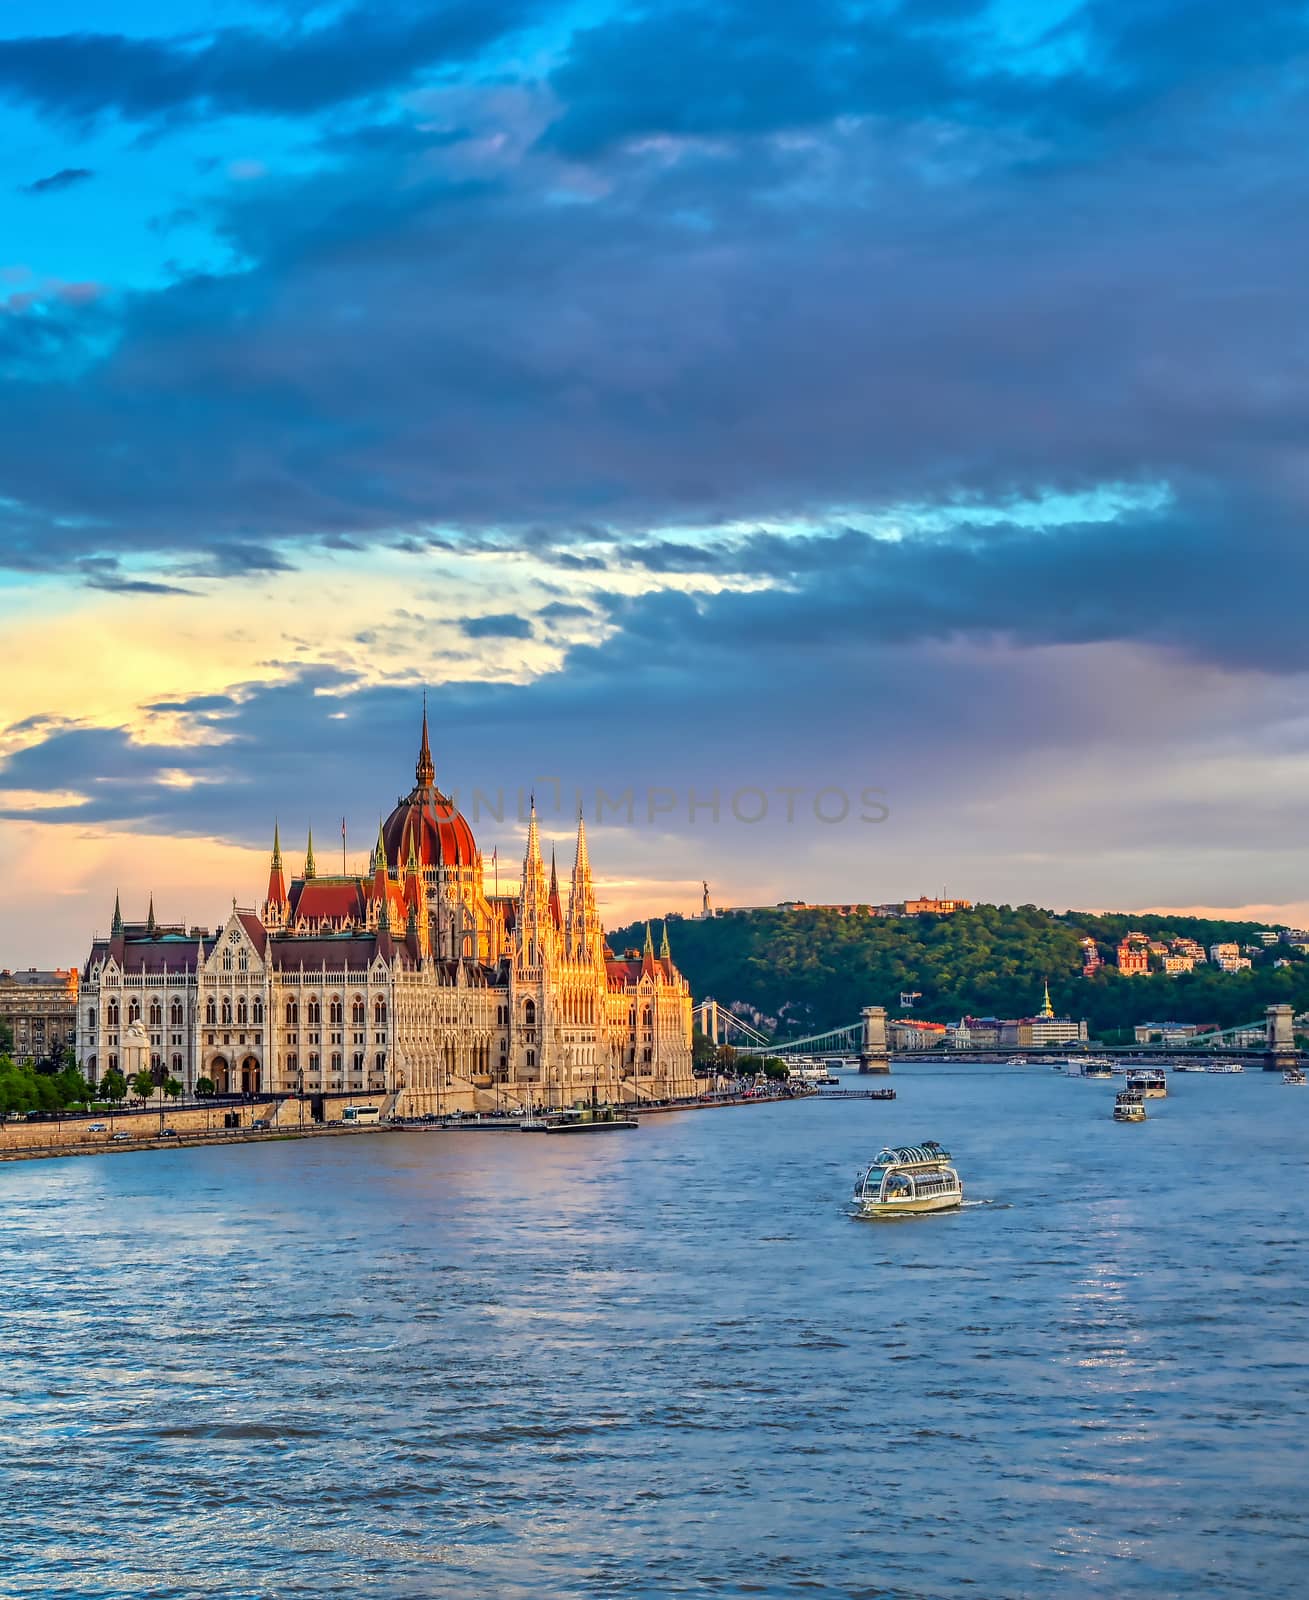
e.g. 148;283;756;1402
263;822;288;929
111;891;124;938
566;809;602;964
304;828;317;880
416;692;435;790
548;848;563;931
641;920;658;980
659;922;671;962
1039;979;1055;1019
403;833;429;956
146;894;157;935
367;818;388;928
516;797;553;968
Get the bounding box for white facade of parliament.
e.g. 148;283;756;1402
78;715;696;1111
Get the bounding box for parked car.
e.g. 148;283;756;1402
87;1122;107;1133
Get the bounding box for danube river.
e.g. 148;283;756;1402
3;1067;1306;1598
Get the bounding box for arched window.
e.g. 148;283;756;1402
375;1051;386;1072
128;999;141;1023
238;952;248;971
205;997;217;1026
329;997;343;1026
331;1051;342;1071
524;999;536;1027
87;1007;95;1029
252;998;263;1025
374;999;387;1026
642;1005;652;1028
170;999;183;1027
171;1053;182;1073
287;1051;298;1074
86;1054;97;1075
236;997;248;1026
307;998;321;1026
221;997;233;1025
285;1000;298;1027
309;1051;320;1072
526;1049;535;1068
148;1000;162;1027
353;1052;364;1072
222;950;232;971
352;997;365;1025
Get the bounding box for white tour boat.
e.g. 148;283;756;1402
1283;1066;1306;1086
1113;1090;1147;1123
852;1142;963;1219
1205;1063;1244;1074
1126;1068;1167;1098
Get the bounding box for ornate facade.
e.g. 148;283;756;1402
77;714;696;1111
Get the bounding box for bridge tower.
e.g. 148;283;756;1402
858;1005;890;1074
1264;1003;1298;1072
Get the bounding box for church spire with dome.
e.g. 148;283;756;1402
416;692;435;789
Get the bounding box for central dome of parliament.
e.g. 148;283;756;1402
380;708;478;871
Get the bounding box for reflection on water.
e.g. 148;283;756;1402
2;1068;1305;1598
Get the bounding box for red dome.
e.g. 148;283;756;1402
381;706;478;870
382;789;478;870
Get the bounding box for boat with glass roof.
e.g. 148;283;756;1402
851;1142;963;1218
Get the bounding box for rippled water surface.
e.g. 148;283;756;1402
3;1067;1307;1598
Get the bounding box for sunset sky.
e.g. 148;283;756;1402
3;0;1308;964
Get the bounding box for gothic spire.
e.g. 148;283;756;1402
660;921;671;962
266;821;288;911
304;828;317;879
271;820;282;870
111;890;123;937
1040;979;1054;1019
517;796;551;967
644;921;654;956
566;807;600;961
146;894;156;935
416;692;435;788
548;848;563;929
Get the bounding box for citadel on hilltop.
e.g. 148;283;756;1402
76;712;695;1112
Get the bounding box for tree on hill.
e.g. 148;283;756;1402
611;905;1309;1038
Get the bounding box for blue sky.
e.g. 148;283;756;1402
2;1;1308;959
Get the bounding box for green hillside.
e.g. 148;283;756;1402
609;905;1309;1039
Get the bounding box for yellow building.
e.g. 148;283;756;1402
77;713;696;1111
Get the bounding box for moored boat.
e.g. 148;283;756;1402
852;1142;963;1218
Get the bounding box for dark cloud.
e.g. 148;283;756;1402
74;557;197;596
0;0;1306;692
0;4;537;124
461;613;534;640
20;166;94;194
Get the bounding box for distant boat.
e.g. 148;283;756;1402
1126;1068;1167;1098
1113;1089;1147;1122
1283;1067;1306;1086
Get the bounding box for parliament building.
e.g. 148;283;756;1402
77;713;696;1112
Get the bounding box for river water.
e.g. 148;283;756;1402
2;1066;1306;1599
